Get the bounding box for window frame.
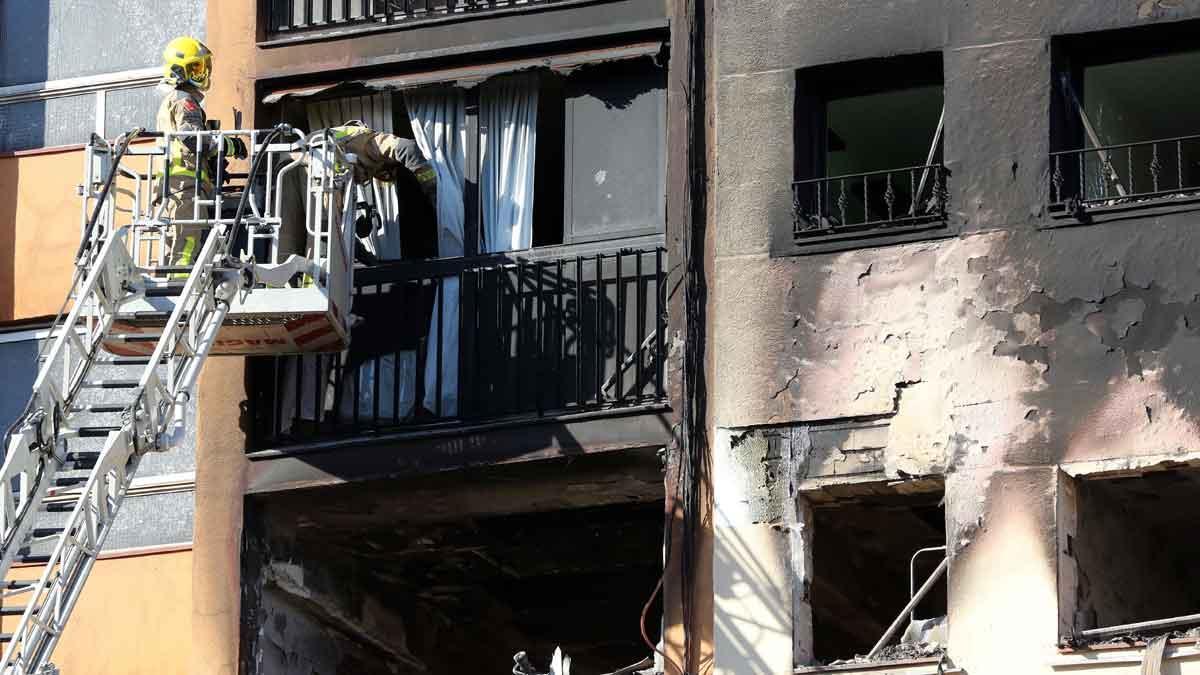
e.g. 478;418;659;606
775;52;953;257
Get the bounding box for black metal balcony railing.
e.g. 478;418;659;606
792;164;949;242
267;0;563;36
1049;135;1200;215
250;247;667;447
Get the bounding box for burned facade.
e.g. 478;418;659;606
709;1;1200;674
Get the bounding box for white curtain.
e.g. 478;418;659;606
279;94;412;432
406;87;467;416
480;73;539;253
306;93;403;260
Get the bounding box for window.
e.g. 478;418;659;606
1050;21;1200;219
782;52;947;255
270;56;666;262
1058;468;1200;647
802;486;948;668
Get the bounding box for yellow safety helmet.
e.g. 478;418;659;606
162;37;212;91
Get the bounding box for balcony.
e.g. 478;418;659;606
249;247;667;449
792;164;949;246
1049;135;1200;219
265;0;589;39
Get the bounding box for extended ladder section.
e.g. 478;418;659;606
0;126;358;674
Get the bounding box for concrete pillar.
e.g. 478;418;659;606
791;497;814;667
190;357;250;675
712;429;796;675
191;3;257;672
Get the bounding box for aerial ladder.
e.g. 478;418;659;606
0;123;359;673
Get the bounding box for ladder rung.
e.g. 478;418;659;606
144;284;187;298
75;404;125;414
106;334;161;343
63;452;100;470
81;380;139;389
77;426;119;438
41;502;75;513
0;632;13;642
16;554;50;565
0;605;30;616
99;357;165;367
147;266;197;275
4;580;35;590
30;528;63;539
52;476;87;488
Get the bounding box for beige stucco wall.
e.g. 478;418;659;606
0;148;88;322
1;548;193;674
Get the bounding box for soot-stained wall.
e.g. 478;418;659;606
710;3;1200;675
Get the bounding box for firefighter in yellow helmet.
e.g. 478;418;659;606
155;36;247;269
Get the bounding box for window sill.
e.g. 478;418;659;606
775;220;955;257
1043;193;1200;229
796;657;962;675
1052;637;1200;669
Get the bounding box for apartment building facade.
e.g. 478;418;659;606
708;2;1200;675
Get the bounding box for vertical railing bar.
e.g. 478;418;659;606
555;258;564;411
909;169;917;217
862;173;869;225
331;350;345;432
392;283;402;425
594;253;604;406
636;251;645;401
535;260;545;416
575;256;583;407
496;263;505;416
615;252;624;403
293;355;304;438
323;0;333;24
515;262;524;413
273;356;284;442
1151;143;1160;193
351;348;360;428
1179;140;1184;191
372;350;381;431
1127;146;1134;196
472;268;483;420
435;276;444;418
457;268;469;420
1079;152;1086;203
303;0;314;25
655;248;665;398
313;354;324;436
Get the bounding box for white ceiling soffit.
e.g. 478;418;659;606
261;40;663;104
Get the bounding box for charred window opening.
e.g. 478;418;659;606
242;453;667;675
1050;20;1200;217
783;52;947;254
809;489;947;666
1060;468;1200;646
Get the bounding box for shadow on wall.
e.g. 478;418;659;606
713;515;791;675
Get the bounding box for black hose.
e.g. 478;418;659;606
223;124;291;259
73;128;144;264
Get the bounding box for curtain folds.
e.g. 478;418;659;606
480;72;539;253
406;87;467;416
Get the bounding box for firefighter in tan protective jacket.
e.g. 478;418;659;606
155;36;247;267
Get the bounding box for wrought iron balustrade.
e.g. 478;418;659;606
792;164;949;242
250;247;668;447
266;0;566;36
1050;135;1200;215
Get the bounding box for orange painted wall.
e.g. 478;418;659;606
1;548;193;673
0;148;88;322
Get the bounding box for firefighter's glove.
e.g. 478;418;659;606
224;136;248;159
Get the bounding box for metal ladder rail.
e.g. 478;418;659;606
0;221;138;580
0;223;243;674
